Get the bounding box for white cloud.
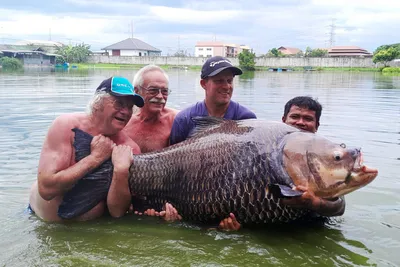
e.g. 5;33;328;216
0;0;399;53
149;6;240;24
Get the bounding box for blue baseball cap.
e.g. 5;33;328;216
96;76;144;107
201;56;242;79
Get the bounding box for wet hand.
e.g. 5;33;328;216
218;213;241;231
159;203;182;222
90;135;114;163
111;145;133;172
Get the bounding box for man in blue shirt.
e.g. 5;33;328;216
170;56;256;145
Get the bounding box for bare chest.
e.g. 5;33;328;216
128;122;171;153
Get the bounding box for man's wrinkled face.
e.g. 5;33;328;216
100;95;134;131
137;70;169;113
283;105;318;133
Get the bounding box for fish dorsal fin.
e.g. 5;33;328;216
188;116;226;139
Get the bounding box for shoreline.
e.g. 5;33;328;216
73;63;399;73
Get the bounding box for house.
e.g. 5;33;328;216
277;46;302;56
327;46;372;57
14;40;63;54
102;38;161;56
195;42;251;58
0;44;59;66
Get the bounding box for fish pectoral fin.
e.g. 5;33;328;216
57;128;113;219
270;184;304;197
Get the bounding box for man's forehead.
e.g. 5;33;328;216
289;105;316;115
143;70;168;85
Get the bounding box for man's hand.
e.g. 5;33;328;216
159;203;182;222
138;203;182;222
281;185;345;216
90;135;114;164
111;145;133;172
219;213;241;231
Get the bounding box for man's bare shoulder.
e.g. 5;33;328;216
162;107;180;119
52;113;87;128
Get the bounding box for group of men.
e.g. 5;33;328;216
29;56;345;230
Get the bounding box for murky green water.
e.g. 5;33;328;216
0;69;399;266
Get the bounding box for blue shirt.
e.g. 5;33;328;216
170;100;257;145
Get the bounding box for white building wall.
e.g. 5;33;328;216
120;50;148;56
195;47;214;57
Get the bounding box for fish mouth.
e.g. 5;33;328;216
351;151;378;175
349;152;378;187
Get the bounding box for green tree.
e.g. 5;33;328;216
266;48;284;57
305;47;328;57
373;47;400;66
55;43;92;63
374;43;400;54
0;57;23;70
238;49;256;71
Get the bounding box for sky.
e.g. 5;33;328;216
0;0;399;55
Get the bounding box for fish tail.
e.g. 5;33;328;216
57;128;113;219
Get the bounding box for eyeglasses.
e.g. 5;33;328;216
110;98;134;110
140;86;171;96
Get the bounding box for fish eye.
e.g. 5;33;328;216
334;151;342;161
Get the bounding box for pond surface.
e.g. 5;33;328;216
0;68;399;266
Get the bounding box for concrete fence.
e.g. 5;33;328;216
88;55;397;68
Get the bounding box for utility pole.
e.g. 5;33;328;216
329;18;336;47
131;20;134;38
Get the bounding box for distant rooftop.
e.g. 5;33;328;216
278;46;302;55
15;40;64;47
102;38;161;52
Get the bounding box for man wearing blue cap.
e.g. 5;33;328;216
29;76;144;222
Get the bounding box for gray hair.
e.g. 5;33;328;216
133;64;169;88
86;91;110;115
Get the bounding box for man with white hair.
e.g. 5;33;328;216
123;65;178;153
29;76;144;222
123;65;180;220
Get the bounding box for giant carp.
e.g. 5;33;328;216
58;117;378;225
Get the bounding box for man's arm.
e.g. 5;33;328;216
169;118;185;145
37;115;114;200
107;145;134;218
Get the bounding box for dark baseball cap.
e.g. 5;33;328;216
96;76;144;108
201;56;243;79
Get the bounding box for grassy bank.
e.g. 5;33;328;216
75;63;201;70
74;63;395;73
255;66;382;72
382;67;400;73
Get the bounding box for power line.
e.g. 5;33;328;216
328;18;336;47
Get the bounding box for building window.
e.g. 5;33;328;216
207;55;212;57
206;48;212;51
198;48;203;51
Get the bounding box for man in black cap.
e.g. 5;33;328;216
167;56;256;230
169;56;257;145
29;76;144;222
